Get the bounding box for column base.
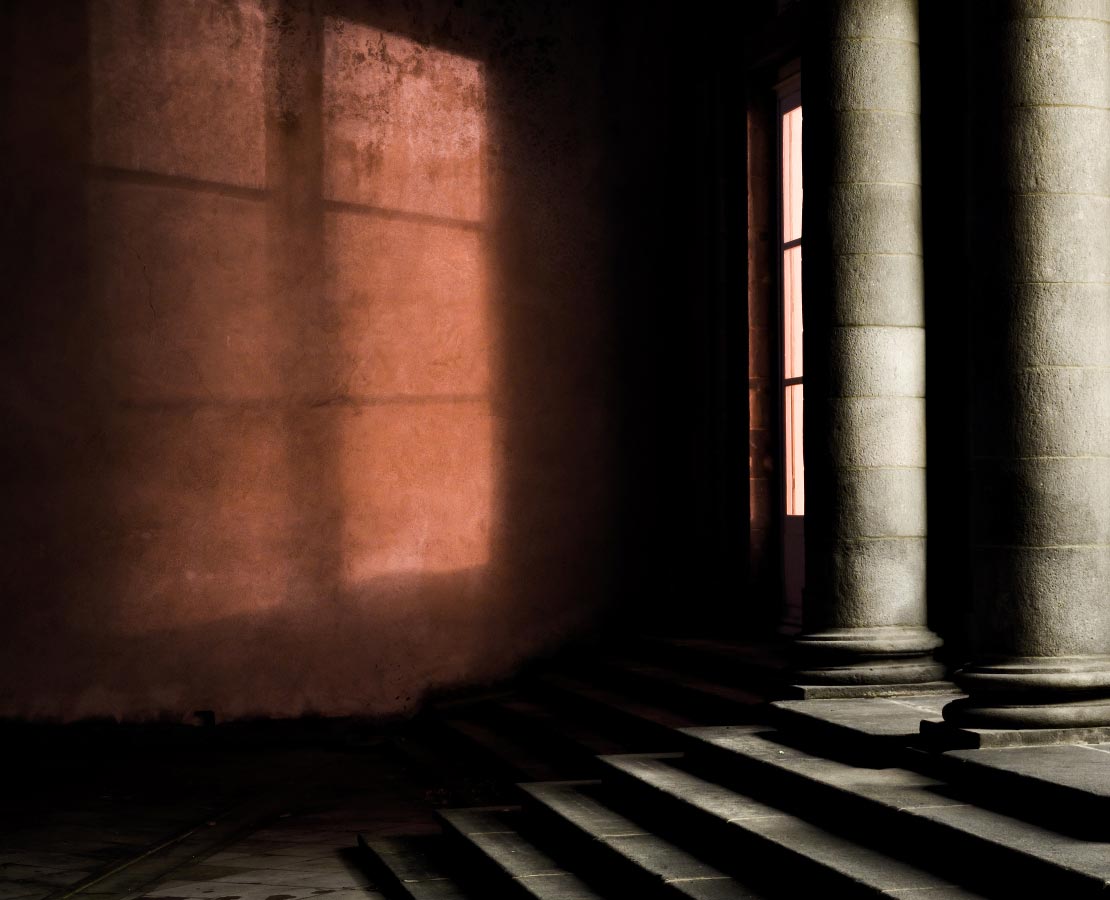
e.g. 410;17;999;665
922;717;1110;749
945;657;1110;729
782;680;955;700
792;625;945;687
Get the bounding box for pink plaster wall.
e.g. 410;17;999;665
0;0;615;721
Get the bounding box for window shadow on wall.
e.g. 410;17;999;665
0;0;617;720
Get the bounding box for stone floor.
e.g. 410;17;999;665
0;720;499;900
132;810;399;900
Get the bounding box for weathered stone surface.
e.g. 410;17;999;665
770;696;953;740
362;835;477;900
1011;0;1110;19
443;813;563;878
943;743;1110;811
832;253;925;326
832;109;921;186
831;467;927;539
828;0;919;42
602;753;782;823
828;182;923;256
1005;107;1110;196
1006;282;1110;369
825;539;927;625
1004;17;1110;109
806;626;938;664
1005;194;1110;285
793;657;946;689
826;397;926;468
363;835;461;885
829;37;920;113
438;808;607;900
973;457;1110;546
955;656;1110;693
970;550;1110;656
518;781;763;898
925;718;1110;749
519;781;642;838
681;724;1110;894
974;368;1110;459
828;327;925;398
913;803;1110;887
953;0;1110;729
797;0;938;688
744;815;955;892
599;753;971;896
785;680;956;700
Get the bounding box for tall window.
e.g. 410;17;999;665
780;98;804;516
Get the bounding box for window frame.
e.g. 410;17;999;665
775;75;803;521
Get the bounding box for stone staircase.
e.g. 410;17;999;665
362;639;1110;899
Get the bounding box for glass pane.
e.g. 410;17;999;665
784;383;805;516
782;104;803;243
783;245;803;379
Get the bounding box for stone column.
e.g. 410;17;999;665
794;0;944;688
944;2;1110;728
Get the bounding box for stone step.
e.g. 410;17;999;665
936;743;1110;838
437;716;560;783
578;657;766;721
780;681;960;701
517;780;770;899
597;753;986;899
680;725;1110;898
625;637;790;689
357;833;477;900
492;698;628;771
384;725;521;814
436;807;608;899
768;696;958;760
531;673;696;747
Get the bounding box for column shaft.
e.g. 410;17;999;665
945;0;1110;728
796;0;943;686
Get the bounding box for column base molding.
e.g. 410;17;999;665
923;716;1110;749
792;625;945;687
782;680;956;700
943;696;1110;731
945;656;1110;730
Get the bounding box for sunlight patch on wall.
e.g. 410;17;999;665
89;0;267;188
322;21;486;222
81;5;493;633
323;19;492;578
85;0;290;634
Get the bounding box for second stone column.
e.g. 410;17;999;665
944;0;1110;729
795;0;943;688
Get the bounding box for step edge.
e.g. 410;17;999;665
679;727;1110;891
